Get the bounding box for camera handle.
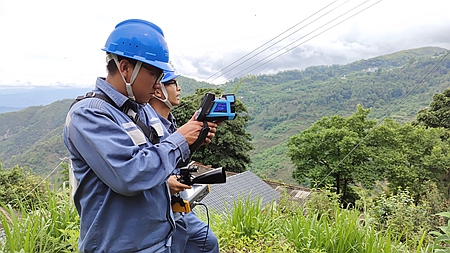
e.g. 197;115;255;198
190;121;210;153
177;121;209;168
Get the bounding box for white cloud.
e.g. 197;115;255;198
0;0;449;87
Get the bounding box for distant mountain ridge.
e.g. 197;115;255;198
0;78;216;112
0;87;92;111
0;106;26;114
0;46;448;184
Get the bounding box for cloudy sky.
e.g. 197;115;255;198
0;0;449;87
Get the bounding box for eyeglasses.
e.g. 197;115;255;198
163;80;178;87
141;64;164;84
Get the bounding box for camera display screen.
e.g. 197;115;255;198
213;102;227;113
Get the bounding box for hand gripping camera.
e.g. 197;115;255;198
190;92;236;152
177;92;236;168
172;163;227;213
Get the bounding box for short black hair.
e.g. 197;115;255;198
106;54;138;75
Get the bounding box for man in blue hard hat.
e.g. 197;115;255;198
149;71;220;253
63;19;219;253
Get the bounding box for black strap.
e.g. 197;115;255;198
176;121;209;168
70;92;160;144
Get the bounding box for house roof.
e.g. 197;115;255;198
193;171;280;214
190;161;312;214
262;179;312;204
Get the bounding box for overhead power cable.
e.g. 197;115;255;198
227;0;381;81
204;0;342;83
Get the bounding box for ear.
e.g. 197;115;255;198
118;59;131;81
153;87;165;99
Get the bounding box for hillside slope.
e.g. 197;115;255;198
220;46;450;183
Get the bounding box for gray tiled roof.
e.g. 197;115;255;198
194;171;280;214
263;180;312;204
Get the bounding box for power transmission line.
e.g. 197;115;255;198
20;157;69;203
204;0;342;83
204;0;381;83
227;0;381;81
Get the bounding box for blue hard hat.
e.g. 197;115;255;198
162;70;180;83
102;19;173;72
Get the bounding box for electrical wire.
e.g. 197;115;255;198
205;0;381;83
204;0;342;83
227;0;381;81
193;202;210;253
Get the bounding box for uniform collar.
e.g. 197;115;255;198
95;77;143;111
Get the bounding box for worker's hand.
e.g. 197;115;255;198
168;175;191;195
177;112;218;145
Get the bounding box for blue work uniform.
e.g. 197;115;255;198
155;112;219;253
63;77;190;253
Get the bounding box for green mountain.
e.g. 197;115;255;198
0;100;73;175
0;46;449;184
225;46;450;184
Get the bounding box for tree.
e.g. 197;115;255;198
287;105;377;202
288;105;450;203
172;88;254;173
415;88;450;129
369;120;450;198
414;88;450;197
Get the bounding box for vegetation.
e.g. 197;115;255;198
0;46;450;251
287;105;450;203
0;175;449;252
227;47;450;181
0;162;47;210
0;185;79;252
415;87;450;130
0;99;72;175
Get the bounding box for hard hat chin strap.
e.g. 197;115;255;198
153;84;174;109
107;54;142;101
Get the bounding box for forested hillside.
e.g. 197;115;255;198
0;100;73;175
221;46;450;183
0;46;449;183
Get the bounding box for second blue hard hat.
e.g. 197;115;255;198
162;70;180;83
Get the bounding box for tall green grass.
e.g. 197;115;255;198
0;185;447;252
283;208;405;252
0;185;79;253
202;191;448;253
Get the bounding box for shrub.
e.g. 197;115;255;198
360;186;434;250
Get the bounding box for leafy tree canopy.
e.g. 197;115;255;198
416;87;450;129
288;105;450;203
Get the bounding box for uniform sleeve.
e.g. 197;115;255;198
66;101;190;196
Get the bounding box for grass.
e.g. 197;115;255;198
0;186;448;252
0;184;79;253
